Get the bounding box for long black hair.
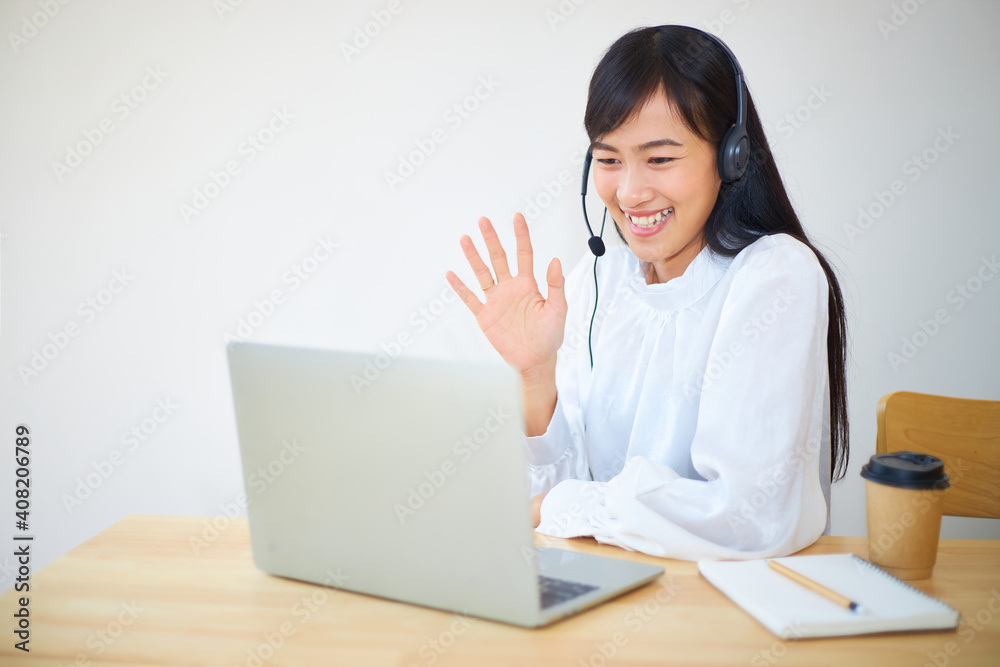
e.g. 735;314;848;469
584;25;850;481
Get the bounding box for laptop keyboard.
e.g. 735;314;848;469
539;575;599;609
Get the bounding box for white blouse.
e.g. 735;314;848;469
527;233;832;561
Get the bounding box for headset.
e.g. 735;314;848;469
581;26;750;367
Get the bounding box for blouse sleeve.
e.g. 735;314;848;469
523;252;600;496
535;239;832;560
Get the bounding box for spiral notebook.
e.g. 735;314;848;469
698;553;960;639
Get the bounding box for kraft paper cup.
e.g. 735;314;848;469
861;452;950;580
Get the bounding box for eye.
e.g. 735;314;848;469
650;157;676;165
595;158;619;166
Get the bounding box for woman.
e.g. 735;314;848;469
445;25;849;560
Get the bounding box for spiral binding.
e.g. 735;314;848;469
849;554;961;617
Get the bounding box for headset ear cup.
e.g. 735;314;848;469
732;131;749;180
718;124;749;182
717;125;736;182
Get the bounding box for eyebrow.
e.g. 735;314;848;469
592;138;683;153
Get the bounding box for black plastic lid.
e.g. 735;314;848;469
860;451;950;490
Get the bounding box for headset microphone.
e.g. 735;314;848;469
581;146;607;368
581;147;605;257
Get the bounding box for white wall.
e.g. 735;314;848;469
1;0;998;586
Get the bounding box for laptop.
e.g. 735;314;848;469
226;341;663;627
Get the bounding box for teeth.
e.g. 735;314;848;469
627;208;673;228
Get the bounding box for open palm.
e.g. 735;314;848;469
445;213;567;376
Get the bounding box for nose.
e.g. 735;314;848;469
617;166;654;208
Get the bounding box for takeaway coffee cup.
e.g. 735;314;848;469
861;451;950;580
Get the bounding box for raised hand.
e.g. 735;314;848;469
445;213;567;378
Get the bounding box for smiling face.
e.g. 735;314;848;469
591;88;722;284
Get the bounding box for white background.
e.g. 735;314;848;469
1;0;998;588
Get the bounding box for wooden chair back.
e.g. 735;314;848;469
876;391;1000;519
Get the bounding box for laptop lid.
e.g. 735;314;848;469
227;341;543;625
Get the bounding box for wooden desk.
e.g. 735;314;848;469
2;515;998;666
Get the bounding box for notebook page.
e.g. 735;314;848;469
698;554;959;638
